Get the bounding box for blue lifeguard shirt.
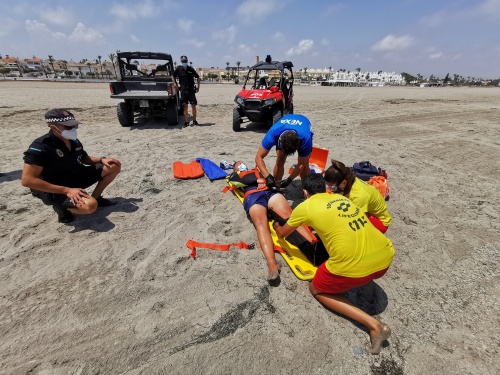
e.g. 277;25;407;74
261;114;313;157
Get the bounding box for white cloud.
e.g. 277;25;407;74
212;25;236;44
110;0;156;20
272;32;284;41
110;4;136;20
372;34;414;51
286;39;314;56
476;0;500;18
25;20;102;43
238;44;252;55
177;18;194;33
69;23;103;42
40;6;74;27
429;52;443;59
419;13;444;28
236;0;285;23
183;38;205;48
25;20;65;40
131;34;140;43
324;3;345;16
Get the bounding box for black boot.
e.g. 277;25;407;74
52;205;75;223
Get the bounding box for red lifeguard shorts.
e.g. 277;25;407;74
312;263;389;294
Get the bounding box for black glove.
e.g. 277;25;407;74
265;174;276;188
280;177;292;189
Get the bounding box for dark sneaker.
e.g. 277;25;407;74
52;205;76;223
184;121;189;127
56;209;75;223
192;120;199;126
96;196;117;207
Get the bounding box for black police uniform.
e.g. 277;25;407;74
23;132;103;209
173;65;199;105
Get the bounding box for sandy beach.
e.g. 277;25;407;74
0;81;499;374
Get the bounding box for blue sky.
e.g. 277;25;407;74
1;0;499;78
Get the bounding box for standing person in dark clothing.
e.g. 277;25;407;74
21;109;121;223
172;55;201;127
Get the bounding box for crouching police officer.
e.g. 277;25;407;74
21;109;121;223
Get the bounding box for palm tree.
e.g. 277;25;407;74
108;53;117;78
226;62;230;82
0;67;11;78
303;67;308;84
236;61;241;80
37;63;48;78
86;62;92;78
48;55;55;75
97;55;103;79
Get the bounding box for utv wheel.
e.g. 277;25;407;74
165;100;179;125
117;101;133;127
272;108;282;125
233;107;242;132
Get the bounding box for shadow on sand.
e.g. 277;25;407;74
68;197;143;233
0;170;22;183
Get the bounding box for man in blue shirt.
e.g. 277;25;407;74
255;114;313;188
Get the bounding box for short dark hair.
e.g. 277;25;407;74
280;131;300;155
302;173;326;196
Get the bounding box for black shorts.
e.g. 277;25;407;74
31;163;103;209
180;89;197;105
75;163;104;188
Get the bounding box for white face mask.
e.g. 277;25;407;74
237;163;248;172
61;128;78;140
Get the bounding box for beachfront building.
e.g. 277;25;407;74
0;55;25;77
198;67;222;82
24;57;42;72
292;68;406;86
1;53;408;85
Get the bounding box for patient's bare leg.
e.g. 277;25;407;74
268;194;315;242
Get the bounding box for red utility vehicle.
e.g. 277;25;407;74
233;56;294;131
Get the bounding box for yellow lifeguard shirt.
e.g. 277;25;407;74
288;193;394;277
348;178;392;227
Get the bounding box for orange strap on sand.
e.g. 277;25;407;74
186;240;284;259
186;240;254;259
221;185;234;193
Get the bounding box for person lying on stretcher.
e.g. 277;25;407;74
228;161;315;284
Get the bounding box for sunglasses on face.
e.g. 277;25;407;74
57;124;78;130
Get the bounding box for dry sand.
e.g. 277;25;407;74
0;81;499;374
